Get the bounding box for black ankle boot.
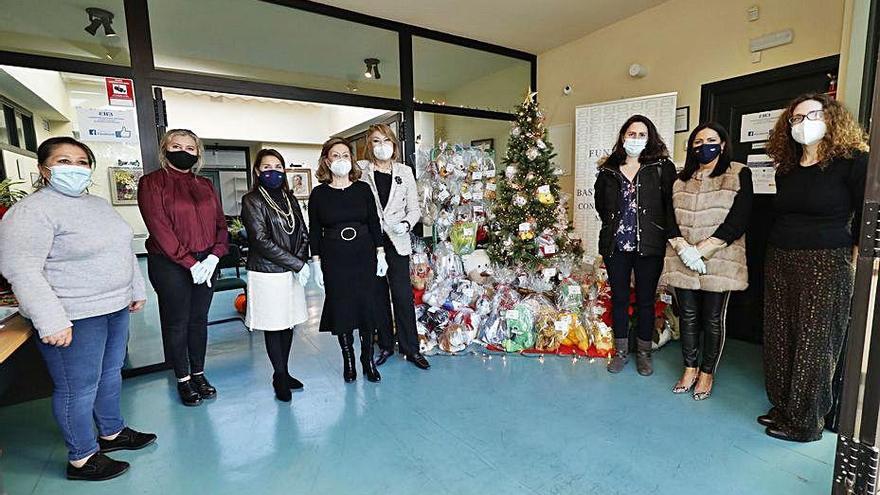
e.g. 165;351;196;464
273;373;292;402
338;334;357;383
359;333;381;383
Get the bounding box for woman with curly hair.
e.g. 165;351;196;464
760;93;868;443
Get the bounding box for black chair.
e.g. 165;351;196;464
207;244;247;327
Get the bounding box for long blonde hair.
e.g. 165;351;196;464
159;129;205;172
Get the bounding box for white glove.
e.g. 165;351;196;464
295;263;311;287
391;222;409;236
190;261;211;285
376;251;389;277
201;254;219;288
311;260;325;291
679;246;707;275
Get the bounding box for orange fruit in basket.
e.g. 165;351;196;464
234;293;246;314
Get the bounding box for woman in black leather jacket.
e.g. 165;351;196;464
240;149;310;402
594;114;677;376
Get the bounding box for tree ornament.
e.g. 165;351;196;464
513;194;527;207
511;126;521;137
505;165;518;179
536;139;547;150
526;147;539;161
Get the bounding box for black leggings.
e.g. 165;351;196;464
264;330;293;376
147;254;216;379
674;289;730;374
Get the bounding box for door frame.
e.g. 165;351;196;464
700;55;841;123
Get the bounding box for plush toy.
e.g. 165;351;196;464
438;323;467;353
502;303;535;352
461;249;492;285
410;252;433;305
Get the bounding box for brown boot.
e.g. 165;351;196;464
636;338;654;376
607;338;629;373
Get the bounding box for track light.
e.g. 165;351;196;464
84;8;117;37
363;58;381;80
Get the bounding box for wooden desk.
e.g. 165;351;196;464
0;314;31;364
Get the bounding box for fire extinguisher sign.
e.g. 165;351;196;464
105;78;134;107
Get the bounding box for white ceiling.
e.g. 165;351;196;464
315;0;671;53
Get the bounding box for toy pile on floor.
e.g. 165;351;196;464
411;92;676;359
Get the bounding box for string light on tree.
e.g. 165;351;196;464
487;90;584;270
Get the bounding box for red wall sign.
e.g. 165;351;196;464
105;78;134;107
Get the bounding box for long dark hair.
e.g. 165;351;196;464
599;114;669;168
36;136;96;188
251;148;290;193
679;122;733;181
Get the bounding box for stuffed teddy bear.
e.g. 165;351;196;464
461;249;492;285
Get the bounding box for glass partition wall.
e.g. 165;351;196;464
0;0;535;375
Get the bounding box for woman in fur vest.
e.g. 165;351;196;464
661;122;753;401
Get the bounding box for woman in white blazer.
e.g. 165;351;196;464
358;124;430;370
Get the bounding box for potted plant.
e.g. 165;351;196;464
0;178;27;219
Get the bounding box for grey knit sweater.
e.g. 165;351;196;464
0;187;145;338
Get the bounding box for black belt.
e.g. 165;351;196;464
324;224;367;241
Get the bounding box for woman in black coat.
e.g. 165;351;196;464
240;149;310;402
594;114;677;376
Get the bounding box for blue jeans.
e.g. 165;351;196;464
37;307;129;461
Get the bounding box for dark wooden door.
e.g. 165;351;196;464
700;55;840;343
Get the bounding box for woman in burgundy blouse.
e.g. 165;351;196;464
138;129;228;407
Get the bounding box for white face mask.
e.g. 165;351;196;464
330;159;352;177
623;138;648;158
373;143;394;161
791;120;827;146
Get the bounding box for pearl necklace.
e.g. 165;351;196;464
258;187;296;235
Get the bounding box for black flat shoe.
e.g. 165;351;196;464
405;353;431;370
177;380;202;407
67;453;129;481
286;374;304;390
765;425;822;443
757;408;781;427
273;373;292;402
191;374;217;399
98;427;157;453
375;349;394;366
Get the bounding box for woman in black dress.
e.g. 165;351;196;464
308;137;387;383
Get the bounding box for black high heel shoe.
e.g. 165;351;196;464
359;333;381;383
286;374;304;390
273;373;292;402
338;334;357;383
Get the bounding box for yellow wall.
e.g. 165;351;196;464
538;0;847;198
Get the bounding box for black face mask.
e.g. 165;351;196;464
166;150;199;170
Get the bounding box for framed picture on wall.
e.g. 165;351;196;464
108;166;144;205
286;168;312;200
471;138;494;151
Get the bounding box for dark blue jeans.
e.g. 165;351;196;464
37;307;129;461
605;250;664;341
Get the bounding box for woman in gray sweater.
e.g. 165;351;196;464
0;137;156;482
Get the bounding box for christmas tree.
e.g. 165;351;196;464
487;92;583;271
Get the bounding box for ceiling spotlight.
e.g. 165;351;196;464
85;7;117;37
363;58;381;80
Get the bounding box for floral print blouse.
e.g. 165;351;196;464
615;177;638;252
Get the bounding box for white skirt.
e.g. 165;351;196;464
245;271;308;331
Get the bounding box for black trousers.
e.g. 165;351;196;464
674;289;730;374
375;236;420;356
147;254;217;379
605;250;664;341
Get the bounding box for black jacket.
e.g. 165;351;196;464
593;158;677;258
241;189;309;273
